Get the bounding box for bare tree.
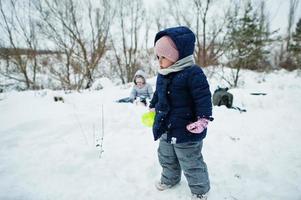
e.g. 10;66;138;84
276;0;300;70
194;0;210;66
0;0;39;89
153;7;171;32
143;11;152;50
162;0;227;67
35;0;113;90
111;0;145;83
287;0;300;50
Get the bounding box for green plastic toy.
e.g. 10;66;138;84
141;111;155;127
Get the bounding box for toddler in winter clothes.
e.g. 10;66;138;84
149;26;213;200
117;70;153;106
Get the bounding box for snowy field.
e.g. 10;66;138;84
0;69;301;200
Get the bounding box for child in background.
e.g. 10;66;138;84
149;26;213;200
117;70;153;106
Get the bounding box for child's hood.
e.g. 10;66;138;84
133;70;147;84
154;26;195;60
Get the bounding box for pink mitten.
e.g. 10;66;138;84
186;118;209;134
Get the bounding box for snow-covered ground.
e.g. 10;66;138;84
0;69;301;200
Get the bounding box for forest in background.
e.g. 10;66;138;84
0;0;300;91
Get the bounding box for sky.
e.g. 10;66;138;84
144;0;301;35
1;0;300;50
264;0;301;34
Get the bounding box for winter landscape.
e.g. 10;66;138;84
1;0;301;199
0;68;301;200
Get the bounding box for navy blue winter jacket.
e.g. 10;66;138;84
150;26;213;143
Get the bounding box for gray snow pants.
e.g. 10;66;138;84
158;134;210;195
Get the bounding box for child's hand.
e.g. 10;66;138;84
186;118;209;134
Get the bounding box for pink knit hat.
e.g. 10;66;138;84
154;36;179;63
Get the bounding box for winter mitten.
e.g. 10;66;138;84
186;118;209;134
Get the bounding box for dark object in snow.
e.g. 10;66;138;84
213;87;246;113
54;96;64;103
229;136;240;141
250;92;267;96
234;174;241;179
213;87;233;108
137;96;147;106
231;106;247;113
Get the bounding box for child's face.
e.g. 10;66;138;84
135;77;145;88
157;56;175;69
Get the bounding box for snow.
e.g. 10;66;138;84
1;69;301;200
